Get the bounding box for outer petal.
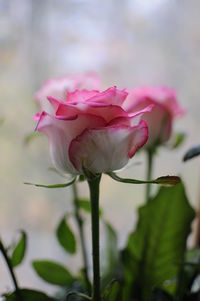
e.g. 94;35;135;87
108;104;154;127
50;97;130;123
36;112;106;175
69;120;148;174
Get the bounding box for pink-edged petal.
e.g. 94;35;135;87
108;104;154;127
36;112;106;175
87;86;128;106
69;120;148;174
124;86;185;118
142;106;172;146
66;90;99;103
33;113;41;121
67;86;128;107
55;102;129;123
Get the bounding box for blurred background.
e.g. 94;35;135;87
1;0;200;294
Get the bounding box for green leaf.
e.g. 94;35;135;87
122;182;195;301
4;289;56;301
24;177;76;188
175;249;200;299
56;215;76;254
101;222;118;290
78;199;91;213
107;172;180;186
171;132;186;149
79;199;103;216
183;144;200;161
11;231;27;268
32;260;74;286
66;292;91;300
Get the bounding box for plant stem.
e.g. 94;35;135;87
146;149;153;202
0;239;21;300
87;175;101;301
72;183;91;293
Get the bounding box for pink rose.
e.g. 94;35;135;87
124;86;185;148
35;87;153;175
35;72;100;112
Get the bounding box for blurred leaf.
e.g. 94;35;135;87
56;215;76;254
183;292;200;301
24;177;76;188
78;199;91;213
79;175;86;182
11;231;27;268
101;222;118;290
79;199;103;216
183;145;200;161
32;260;74;286
150;288;174;301
24;132;42;146
4;289;56;301
171;132;186;149
122;183;195;301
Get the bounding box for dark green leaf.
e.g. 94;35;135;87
79;175;86;182
32;260;74;286
24;177;76;188
4;289;56;301
176;249;200;299
150;288;174;301
11;231;27;268
122;182;195;301
183;145;200;161
56;215;76;254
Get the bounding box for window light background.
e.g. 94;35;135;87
0;0;200;293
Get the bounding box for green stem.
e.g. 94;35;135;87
72;183;91;293
0;239;21;300
87;175;101;301
146;149;153;202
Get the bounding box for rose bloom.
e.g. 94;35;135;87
124;86;185;148
35;87;153;176
35;72;100;112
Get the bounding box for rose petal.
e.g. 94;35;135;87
69;120;148;174
36;112;106;174
53;100;129;123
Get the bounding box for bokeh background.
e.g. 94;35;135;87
1;0;200;294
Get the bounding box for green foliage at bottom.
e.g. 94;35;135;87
121;183;195;301
4;289;57;301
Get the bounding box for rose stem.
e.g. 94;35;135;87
0;238;21;300
72;182;91;293
146;148;153;202
87;175;101;301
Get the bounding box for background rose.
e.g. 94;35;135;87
124;86;185;149
35;87;153;175
34;72;100;112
